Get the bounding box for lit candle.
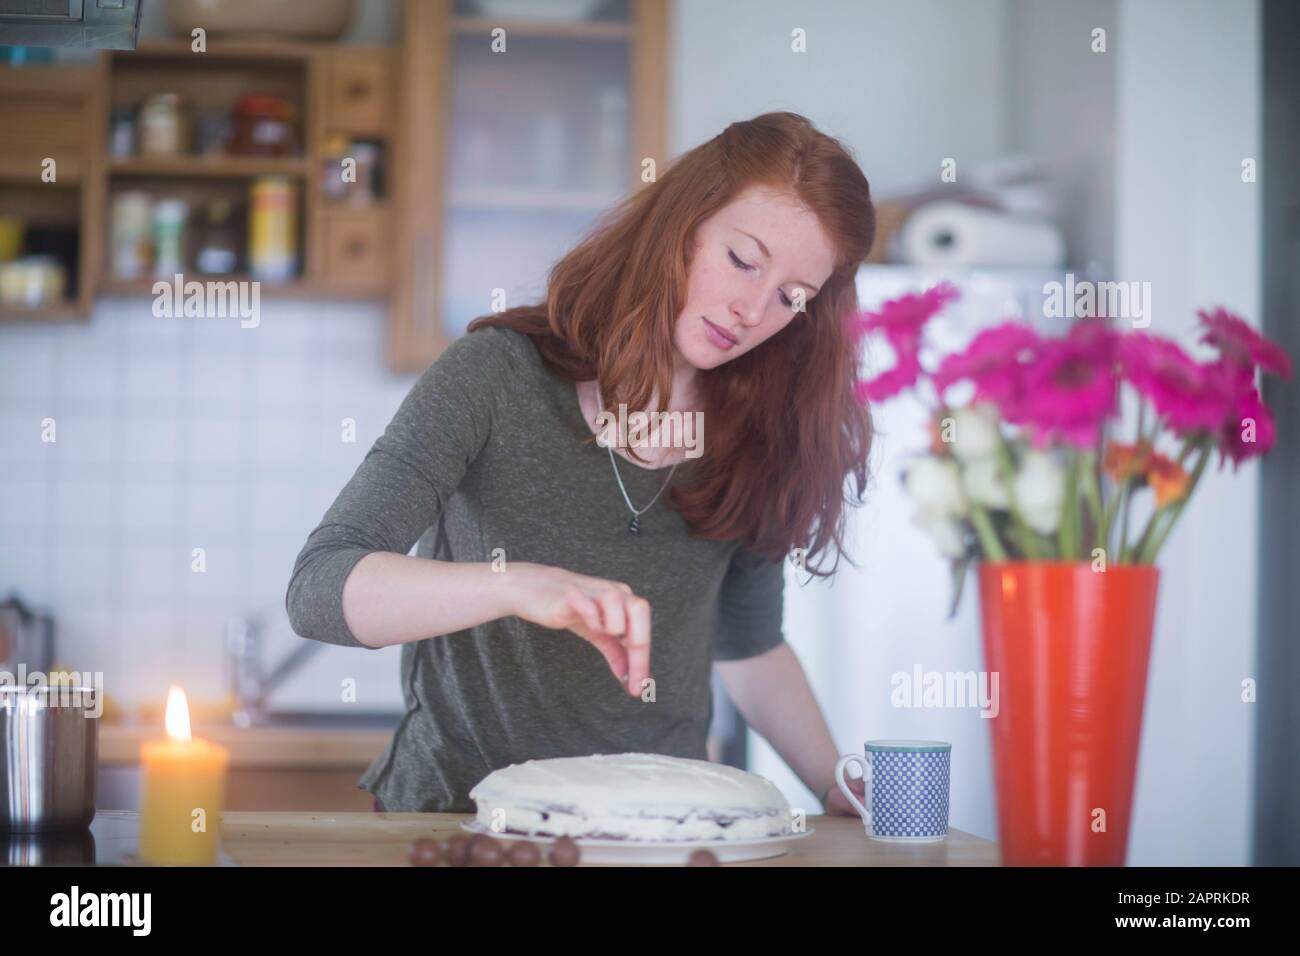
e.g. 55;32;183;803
138;686;230;866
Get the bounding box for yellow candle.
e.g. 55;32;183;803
138;686;230;866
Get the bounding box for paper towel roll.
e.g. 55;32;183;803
899;202;1065;268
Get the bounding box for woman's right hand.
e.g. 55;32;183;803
507;563;651;697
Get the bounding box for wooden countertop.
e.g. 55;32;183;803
98;722;394;768
105;810;998;866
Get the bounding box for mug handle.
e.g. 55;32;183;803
834;753;872;828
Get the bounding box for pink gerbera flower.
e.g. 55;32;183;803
932;322;1041;410
1218;384;1277;465
1198;307;1293;379
1120;333;1232;434
851;282;960;401
1013;322;1121;448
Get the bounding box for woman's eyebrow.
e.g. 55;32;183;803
733;227;821;294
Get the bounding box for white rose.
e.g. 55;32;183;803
948;403;1002;463
962;457;1010;510
903;455;968;520
913;512;968;559
1013;449;1066;535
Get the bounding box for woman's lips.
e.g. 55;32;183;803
702;316;738;349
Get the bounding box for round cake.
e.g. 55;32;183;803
469;752;793;842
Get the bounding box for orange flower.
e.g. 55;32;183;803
1104;440;1190;507
1104;441;1152;482
928;415;948;454
1145;453;1191;508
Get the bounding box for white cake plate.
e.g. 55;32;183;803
459;819;812;865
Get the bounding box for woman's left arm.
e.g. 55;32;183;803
716;643;864;816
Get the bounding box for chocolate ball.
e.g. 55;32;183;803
468;834;505;867
507;840;542;867
687;849;720;867
549;836;580;867
408;838;442;867
443;833;471;867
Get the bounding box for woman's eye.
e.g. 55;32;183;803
727;249;753;271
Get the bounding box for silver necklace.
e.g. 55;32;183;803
587;383;681;534
607;443;679;535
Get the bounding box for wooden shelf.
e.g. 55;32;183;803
99;275;384;300
109;155;310;179
449;16;630;40
119;38;324;62
0;300;85;320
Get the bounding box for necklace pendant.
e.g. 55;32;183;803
628;515;640;535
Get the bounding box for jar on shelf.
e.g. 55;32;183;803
110;191;153;280
247;177;297;282
320;134;350;201
194;198;241;276
230;94;296;157
152;199;188;278
347;141;380;206
109;108;136;159
138;93;190;157
0;256;67;307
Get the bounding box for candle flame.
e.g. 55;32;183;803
164;685;192;743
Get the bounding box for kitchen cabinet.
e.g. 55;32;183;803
0;62;106;319
1;1;669;371
387;0;669;371
0;36;398;322
98;38;396;299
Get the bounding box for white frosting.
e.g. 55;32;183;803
469;752;793;842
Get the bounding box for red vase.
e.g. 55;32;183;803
977;562;1160;866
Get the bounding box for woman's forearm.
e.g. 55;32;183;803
716;643;842;805
340;552;519;648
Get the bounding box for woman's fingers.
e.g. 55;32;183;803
563;583;651;696
564;588;629;685
593;588;627;638
623;597;651;696
565;588;604;637
583;630;630;685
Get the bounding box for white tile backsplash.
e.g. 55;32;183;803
48;413;118;465
1;298;416;711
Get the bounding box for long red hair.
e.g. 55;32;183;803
469;111;875;577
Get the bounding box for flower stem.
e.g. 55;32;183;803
1080;451;1104;551
1137;441;1213;564
1058;451;1080;560
969;503;1008;562
993;438;1041;559
1114;479;1134;563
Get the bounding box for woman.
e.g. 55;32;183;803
286;111;874;817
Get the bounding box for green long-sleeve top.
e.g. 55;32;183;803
285;325;786;812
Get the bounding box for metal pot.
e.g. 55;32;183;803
0;685;98;832
0;595;54;675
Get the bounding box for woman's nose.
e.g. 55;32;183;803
731;294;764;327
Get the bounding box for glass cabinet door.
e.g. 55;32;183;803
441;0;634;338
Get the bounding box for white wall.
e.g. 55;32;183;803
670;0;1010;197
1113;0;1260;866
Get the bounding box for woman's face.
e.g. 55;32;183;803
672;184;838;371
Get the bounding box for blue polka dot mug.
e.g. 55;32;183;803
834;740;951;842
